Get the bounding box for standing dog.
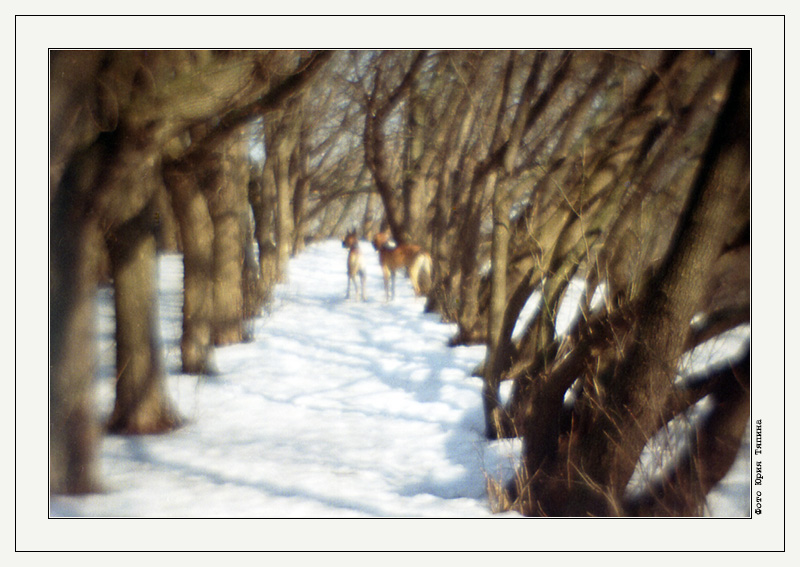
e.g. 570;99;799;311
342;230;367;301
371;230;432;301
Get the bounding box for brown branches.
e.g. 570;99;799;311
476;51;751;516
362;51;428;243
178;50;333;167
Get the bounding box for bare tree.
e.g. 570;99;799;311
50;50;332;492
162;50;333;369
352;49;750;515
490;51;751;516
52;50;750;515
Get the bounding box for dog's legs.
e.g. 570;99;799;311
382;265;391;301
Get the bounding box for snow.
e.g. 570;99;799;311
50;240;521;518
49;239;749;519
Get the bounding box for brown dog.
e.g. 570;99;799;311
371;230;432;301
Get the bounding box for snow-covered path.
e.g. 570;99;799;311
50;240;519;518
49;239;750;520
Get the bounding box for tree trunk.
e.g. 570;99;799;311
426;164;458;319
402;77;426;240
50;185;103;493
163;160;216;373
454;202;486;344
207;136;250;346
250;163;277;308
519;52;750;516
241;174;262;330
273;130;296;281
627;348;750;516
484;171;511;438
593;52;748;499
483;52;537;438
425;77;477;319
292;139;310;254
106;200;180;434
153;178;180;252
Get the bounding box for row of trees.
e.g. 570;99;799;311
50;50;334;493
50;50;750;516
355;50;750;515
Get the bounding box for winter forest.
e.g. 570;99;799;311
44;46;760;523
